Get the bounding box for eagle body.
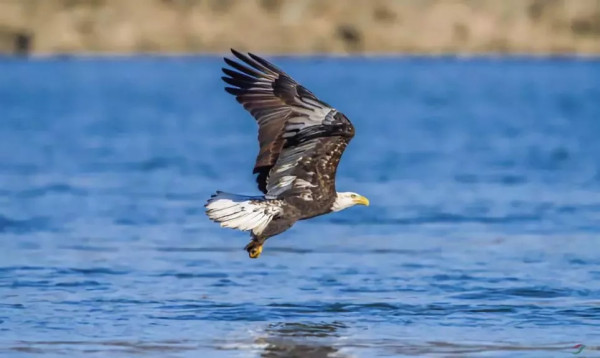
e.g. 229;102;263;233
205;50;369;258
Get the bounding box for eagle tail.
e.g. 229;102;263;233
205;191;275;234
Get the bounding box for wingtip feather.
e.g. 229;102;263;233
224;87;243;96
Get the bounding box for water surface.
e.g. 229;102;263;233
0;56;599;357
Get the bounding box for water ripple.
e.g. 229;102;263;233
1;57;599;357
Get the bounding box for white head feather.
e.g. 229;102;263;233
330;192;370;212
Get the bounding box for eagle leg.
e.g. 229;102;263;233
244;238;264;259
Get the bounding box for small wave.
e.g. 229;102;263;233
59;245;119;252
6;280;103;288
0;303;25;309
266;302;401;314
154;271;228;279
330;213;542;225
54;280;102;287
16;184;87;198
4;339;197;355
154;246;237;253
60;298;161;305
137;157;181;171
0;215;50;233
54;267;129;276
0;266;47;273
556;307;600;319
452;286;577;300
454;174;528;185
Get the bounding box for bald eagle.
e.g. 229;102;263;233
205;50;369;258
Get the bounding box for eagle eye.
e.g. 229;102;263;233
350;194;357;198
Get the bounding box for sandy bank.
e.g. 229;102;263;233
1;0;599;56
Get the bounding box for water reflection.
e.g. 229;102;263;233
255;321;347;358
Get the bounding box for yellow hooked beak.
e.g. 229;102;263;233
353;195;370;206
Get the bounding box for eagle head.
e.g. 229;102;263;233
331;192;370;212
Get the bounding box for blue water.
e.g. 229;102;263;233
1;56;599;357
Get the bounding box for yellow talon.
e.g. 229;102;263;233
248;245;263;259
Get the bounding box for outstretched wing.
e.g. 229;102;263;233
222;49;354;198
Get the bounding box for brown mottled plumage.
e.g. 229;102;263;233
205;49;369;259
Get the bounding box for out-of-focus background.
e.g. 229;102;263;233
1;0;600;55
1;1;600;358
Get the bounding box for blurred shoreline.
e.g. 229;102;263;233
6;52;600;59
1;0;599;56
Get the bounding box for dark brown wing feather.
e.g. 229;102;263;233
223;49;337;193
222;50;355;212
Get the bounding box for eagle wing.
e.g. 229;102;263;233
222;50;355;206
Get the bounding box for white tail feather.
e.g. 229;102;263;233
205;191;279;235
